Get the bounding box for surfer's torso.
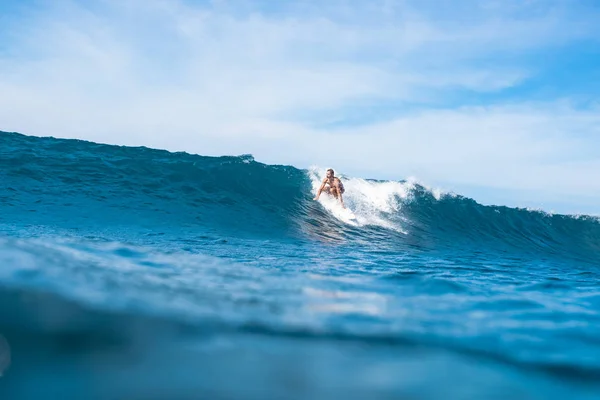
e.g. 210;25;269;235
325;177;345;193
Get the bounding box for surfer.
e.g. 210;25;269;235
313;168;346;208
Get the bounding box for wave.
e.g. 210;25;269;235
2;130;599;262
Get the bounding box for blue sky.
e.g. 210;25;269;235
1;0;600;215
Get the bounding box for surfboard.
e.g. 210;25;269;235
317;196;358;225
336;205;357;222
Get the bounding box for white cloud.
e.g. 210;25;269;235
1;0;600;213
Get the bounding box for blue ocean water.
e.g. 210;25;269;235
1;130;599;399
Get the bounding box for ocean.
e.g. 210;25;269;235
1;130;599;399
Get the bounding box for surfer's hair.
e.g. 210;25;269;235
327;168;334;175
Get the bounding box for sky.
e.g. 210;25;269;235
1;0;600;215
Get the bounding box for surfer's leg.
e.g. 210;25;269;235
330;187;339;198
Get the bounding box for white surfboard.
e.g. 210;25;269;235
335;206;358;225
317;196;358;225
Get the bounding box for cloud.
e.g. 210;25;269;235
1;0;599;213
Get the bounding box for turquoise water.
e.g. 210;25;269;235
1;131;599;399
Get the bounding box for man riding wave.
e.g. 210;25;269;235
313;168;346;208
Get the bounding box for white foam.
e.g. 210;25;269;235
405;176;454;201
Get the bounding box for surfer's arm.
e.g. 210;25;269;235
313;179;327;200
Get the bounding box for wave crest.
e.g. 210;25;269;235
2;131;599;262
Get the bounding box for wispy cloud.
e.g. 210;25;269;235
1;0;600;213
